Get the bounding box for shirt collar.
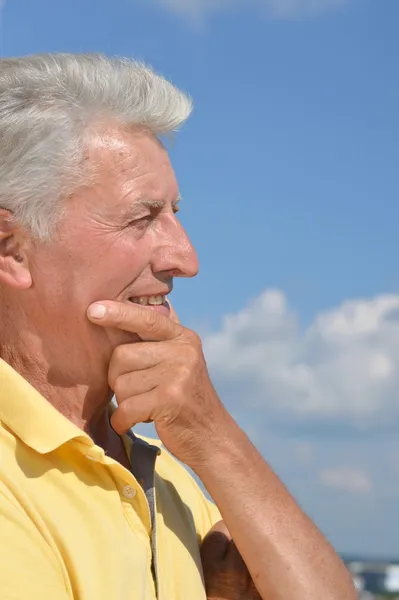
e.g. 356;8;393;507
0;358;92;454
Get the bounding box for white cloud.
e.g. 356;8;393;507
203;290;399;432
138;289;399;553
149;0;349;21
320;466;372;494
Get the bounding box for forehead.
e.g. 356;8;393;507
87;124;172;181
82;124;178;217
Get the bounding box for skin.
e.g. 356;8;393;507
87;298;356;600
201;521;262;600
0;124;197;460
0;123;356;600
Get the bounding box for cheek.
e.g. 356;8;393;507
80;237;151;299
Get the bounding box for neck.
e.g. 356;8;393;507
0;328;113;435
2;340;130;464
0;290;129;461
0;296;129;464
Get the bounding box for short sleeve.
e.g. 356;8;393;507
0;491;71;600
204;497;222;531
161;456;222;542
182;479;223;543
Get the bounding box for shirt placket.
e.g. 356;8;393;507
127;432;160;598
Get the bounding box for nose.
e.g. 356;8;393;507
151;215;199;279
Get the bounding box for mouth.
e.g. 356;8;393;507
128;295;167;306
127;294;171;316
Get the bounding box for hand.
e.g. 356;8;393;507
201;521;262;600
87;301;234;468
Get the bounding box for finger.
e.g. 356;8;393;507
110;389;160;434
108;342;168;387
87;301;185;341
112;365;164;401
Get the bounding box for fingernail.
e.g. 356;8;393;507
88;304;107;319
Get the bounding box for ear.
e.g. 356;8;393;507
0;209;32;290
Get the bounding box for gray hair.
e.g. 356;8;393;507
0;53;192;240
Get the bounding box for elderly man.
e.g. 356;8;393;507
0;53;355;600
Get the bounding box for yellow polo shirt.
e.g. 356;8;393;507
0;359;221;600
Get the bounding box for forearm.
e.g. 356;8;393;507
194;419;357;600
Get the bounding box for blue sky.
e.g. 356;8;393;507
2;0;399;556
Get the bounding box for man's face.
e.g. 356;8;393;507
21;125;199;383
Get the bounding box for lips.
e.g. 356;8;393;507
126;294;171;317
128;295;166;306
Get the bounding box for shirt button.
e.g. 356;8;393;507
122;485;137;499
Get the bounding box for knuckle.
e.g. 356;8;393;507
113;376;125;399
113;342;136;370
182;343;201;364
108;348;125;389
178;362;194;382
111;400;132;434
108;371;116;391
115;398;130;419
111;344;127;366
164;379;184;402
108;363;118;390
184;328;202;345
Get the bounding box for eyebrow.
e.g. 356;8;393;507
121;194;182;222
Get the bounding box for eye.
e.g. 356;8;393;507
137;214;153;224
136;215;153;228
124;214;153;233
